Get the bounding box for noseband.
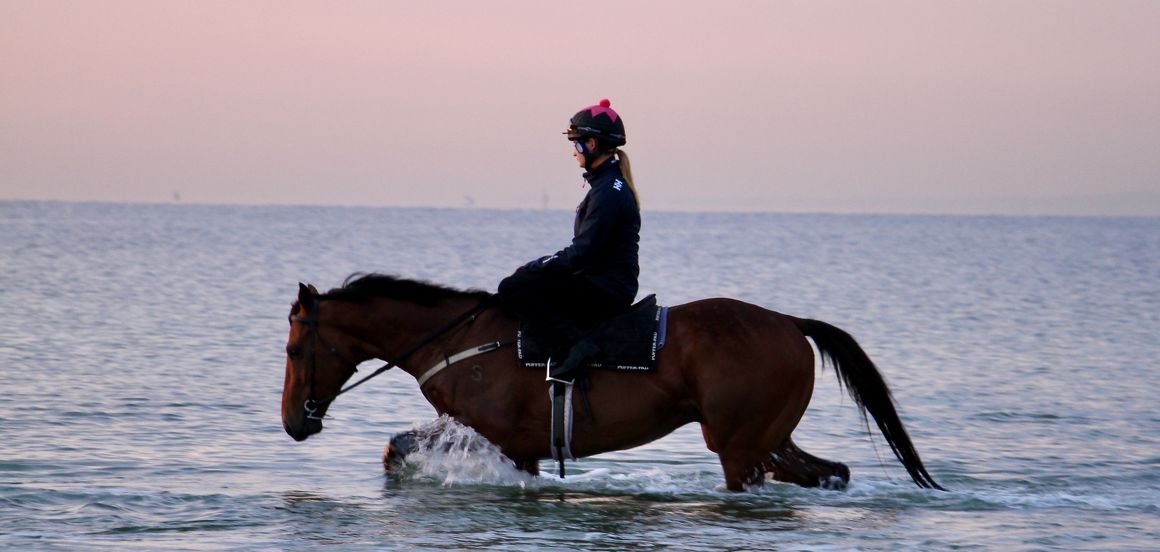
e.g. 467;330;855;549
289;298;491;421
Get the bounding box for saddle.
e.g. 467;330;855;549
515;294;670;479
516;294;669;373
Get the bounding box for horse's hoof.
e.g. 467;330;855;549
819;475;848;490
382;447;404;473
383;431;418;473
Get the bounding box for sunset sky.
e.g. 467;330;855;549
2;1;1157;215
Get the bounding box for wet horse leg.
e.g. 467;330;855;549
700;363;815;490
381;426;540;476
513;458;540;476
764;437;850;490
703;399;805;491
382;418;455;473
382;430;419;473
702;424;844;489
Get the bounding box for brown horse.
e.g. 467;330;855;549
281;274;943;491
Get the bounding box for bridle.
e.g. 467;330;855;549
289;303;361;421
288;297;490;421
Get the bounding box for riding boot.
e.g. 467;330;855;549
550;338;600;383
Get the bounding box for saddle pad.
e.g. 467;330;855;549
517;295;669;372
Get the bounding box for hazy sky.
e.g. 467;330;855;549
3;1;1158;216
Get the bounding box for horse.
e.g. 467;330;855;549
281;274;944;492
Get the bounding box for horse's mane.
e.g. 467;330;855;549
289;273;493;315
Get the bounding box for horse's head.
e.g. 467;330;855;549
281;283;362;441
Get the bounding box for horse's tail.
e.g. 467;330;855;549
794;318;945;490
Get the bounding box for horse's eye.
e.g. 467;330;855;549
286;346;301;358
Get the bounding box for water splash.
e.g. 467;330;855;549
396;416;535;487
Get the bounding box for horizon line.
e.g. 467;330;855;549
2;197;1157;221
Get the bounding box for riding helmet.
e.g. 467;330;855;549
565;99;626;148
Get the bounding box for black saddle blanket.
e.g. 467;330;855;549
517;295;669;372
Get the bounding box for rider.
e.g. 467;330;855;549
498;99;641;382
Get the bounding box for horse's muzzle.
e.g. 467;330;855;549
284;417;322;442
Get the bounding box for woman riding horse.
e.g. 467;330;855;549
280;102;945;492
497;99;641;383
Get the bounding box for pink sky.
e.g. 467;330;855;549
2;1;1158;215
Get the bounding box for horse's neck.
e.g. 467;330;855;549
352;296;492;381
401;302;517;418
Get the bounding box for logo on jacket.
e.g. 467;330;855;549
613;179;624;191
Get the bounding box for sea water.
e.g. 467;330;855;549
1;201;1157;550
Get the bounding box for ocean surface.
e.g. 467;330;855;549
1;200;1157;550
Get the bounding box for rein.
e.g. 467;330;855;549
291;299;491;420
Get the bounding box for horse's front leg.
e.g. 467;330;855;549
384;430;542;476
381;415;544;477
383;430;419;473
513;458;540;476
382;418;449;473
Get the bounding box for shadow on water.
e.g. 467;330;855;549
274;490;436;545
404;483;804;519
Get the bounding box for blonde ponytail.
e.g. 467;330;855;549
614;148;640;208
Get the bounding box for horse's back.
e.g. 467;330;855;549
668;297;812;351
663;297;816;389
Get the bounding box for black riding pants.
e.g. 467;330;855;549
498;268;625;356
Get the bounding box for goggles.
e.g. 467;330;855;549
573;140;589;154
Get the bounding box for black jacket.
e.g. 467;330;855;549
533;158;640;304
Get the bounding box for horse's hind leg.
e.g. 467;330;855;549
764;437;850;490
707;400;807;491
701;367;815;490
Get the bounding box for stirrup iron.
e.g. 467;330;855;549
545;356;575;385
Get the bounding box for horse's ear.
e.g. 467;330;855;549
298;282;316;308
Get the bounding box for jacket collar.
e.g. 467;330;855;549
582;157;620;185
